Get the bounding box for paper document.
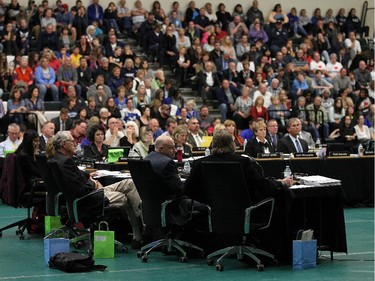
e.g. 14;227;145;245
299;175;341;186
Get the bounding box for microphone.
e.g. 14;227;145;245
132;148;143;159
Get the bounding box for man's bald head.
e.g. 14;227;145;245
155;135;176;158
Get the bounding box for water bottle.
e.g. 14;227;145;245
204;147;210;157
243;138;248;149
358;143;364;157
283;165;292;178
76;143;82;157
183;161;191;174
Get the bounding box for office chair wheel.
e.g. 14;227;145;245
19;234;25;240
141;255;148;262
257;264;264;271
0;231;2;238
137;251;144;258
74;242;83;249
121;246;128;253
271;259;279;266
15;230;20;235
215;264;224;271
180;256;188;263
207;259;215;266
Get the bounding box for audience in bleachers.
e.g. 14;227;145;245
0;0;373;155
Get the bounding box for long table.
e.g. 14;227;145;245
257;156;374;206
263;184;347;263
95;156;374;206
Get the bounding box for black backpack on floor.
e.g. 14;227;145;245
49;252;107;273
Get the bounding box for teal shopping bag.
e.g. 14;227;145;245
293;239;317;270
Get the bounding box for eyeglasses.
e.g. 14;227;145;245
65;139;76;145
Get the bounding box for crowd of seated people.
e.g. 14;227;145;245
0;0;373;156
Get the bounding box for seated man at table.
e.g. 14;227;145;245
48;131;143;249
277;118;309;154
144;135;206;226
184;130;293;205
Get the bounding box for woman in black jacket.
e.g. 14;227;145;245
83;124;109;161
15;130;41;191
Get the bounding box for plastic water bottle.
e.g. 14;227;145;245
283;165;292;178
358;143;364;157
76;143;82;157
204;147;210;157
183;161;191;174
243;138;248;149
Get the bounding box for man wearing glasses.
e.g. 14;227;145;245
49;131;144;249
0;124;21;158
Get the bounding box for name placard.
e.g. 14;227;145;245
364;151;375;156
257;153;282;159
294;153;317;158
329;152;350;157
192;147;206;151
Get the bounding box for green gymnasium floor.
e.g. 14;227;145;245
0;204;373;281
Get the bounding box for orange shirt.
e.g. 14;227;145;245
13;67;34;85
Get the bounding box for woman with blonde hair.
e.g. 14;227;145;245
172;124;192;158
132;84;151;109
244;120;274;158
220;35;236;60
128;126;154;159
224;119;244;147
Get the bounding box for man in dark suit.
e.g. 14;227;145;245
184;130;293;205
266;119;283;150
49;131;143;248
144;135;205;226
51;108;73;134
277;118;309;153
39;121;55;152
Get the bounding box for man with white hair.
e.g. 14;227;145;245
49;131;143;249
253;83;272;108
0;124;21;157
267;78;282;96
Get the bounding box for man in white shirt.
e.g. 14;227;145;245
326;53;343;79
253;83;272;108
104;117;125;147
344;31;361;59
310;52;330;78
0;123;21;158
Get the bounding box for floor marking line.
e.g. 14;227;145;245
0;265;199;280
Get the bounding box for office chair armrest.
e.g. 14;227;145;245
161;199;173;227
72;189;105;223
244;197;275;234
207;205;212;232
55;192;63;217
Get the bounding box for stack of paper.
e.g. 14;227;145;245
299;175;341;186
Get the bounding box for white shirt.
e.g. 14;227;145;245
252;90;273;108
105;130;125;147
310;60;327;72
0;137;21;157
344;38;362;54
326;62;343;77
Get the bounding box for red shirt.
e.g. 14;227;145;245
13;67;34;85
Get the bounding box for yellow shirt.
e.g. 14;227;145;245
70;54;82;68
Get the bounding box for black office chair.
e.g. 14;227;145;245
128;159;204;263
0;153;46;239
201;161;276;271
47;159;128;253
